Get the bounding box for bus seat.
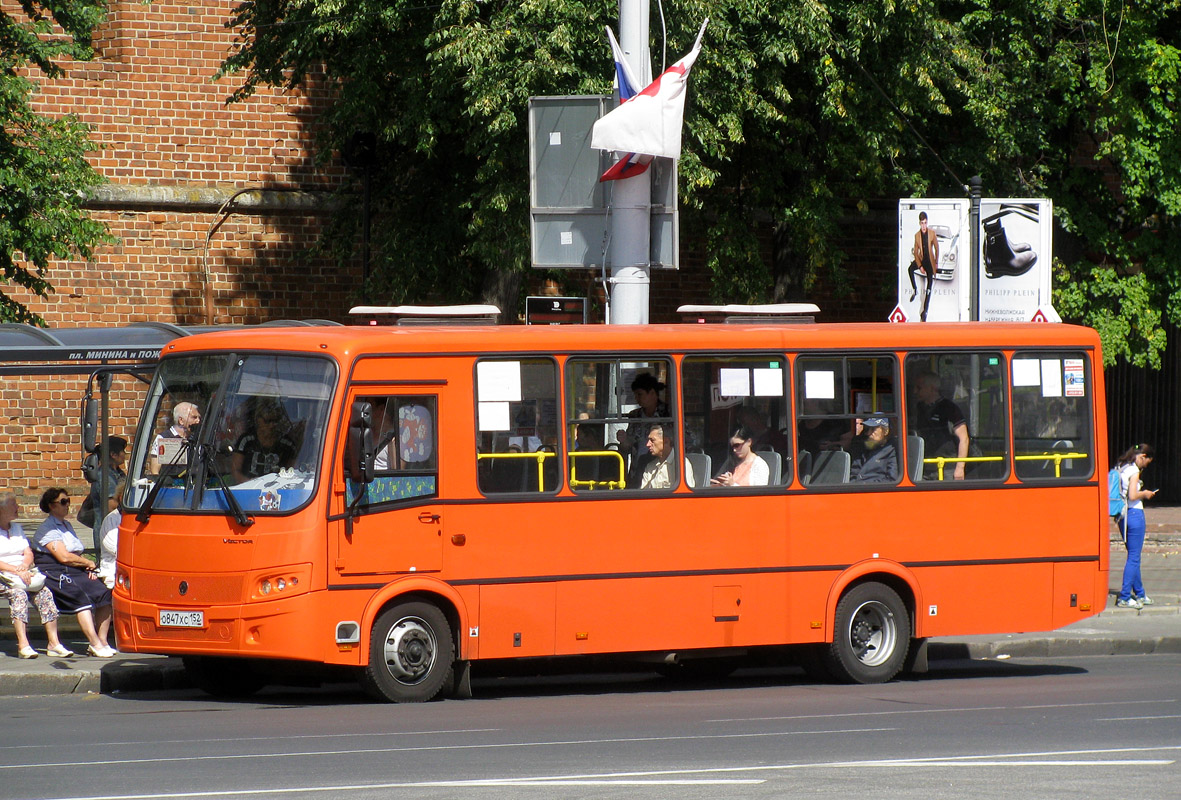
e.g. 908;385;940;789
907;435;924;483
797;450;813;486
685;452;711;488
810;450;850;485
756;450;781;485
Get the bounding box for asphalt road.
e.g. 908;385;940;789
2;654;1179;800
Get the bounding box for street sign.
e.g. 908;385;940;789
525;296;588;325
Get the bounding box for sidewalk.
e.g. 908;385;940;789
2;512;1179;697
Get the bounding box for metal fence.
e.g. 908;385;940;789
1104;322;1180;504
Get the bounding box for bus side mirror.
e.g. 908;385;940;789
345;400;375;484
82;397;99;454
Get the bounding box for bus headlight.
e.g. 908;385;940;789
249;566;308;602
115;570;130;591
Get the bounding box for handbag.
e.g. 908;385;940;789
1;566;46;593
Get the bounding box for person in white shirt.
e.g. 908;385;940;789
149;401;201;473
639;423;694;490
0;492;71;659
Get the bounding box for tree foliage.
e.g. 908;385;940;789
222;0;1181;365
0;1;111;324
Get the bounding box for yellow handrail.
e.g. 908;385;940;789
922;452;1089;480
476;451;556;492
1013;452;1089;479
568;450;626;490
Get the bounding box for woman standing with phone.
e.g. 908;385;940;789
1115;444;1158;609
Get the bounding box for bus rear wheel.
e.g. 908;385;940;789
823;582;910;684
361;601;454;703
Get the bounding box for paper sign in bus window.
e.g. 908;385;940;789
1040;359;1062;397
478;401;510;431
1012;359;1040;387
719;368;751;397
1064;359;1085;397
476;361;522;402
804;370;836;400
753;368;784;397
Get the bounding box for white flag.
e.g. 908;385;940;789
591;19;708;160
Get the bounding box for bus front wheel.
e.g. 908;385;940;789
361;601;454;703
823;582;910;684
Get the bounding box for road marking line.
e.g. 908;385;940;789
0;729;502;754
0;727;897;771
711;698;1175;723
1096;714;1181;721
36;748;1178;800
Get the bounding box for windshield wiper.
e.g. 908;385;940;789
199;442;254;528
135;440;194;523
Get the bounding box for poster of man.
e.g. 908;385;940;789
896;200;969;323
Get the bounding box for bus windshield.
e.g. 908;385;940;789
125;353;336;516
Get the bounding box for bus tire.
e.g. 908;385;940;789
823;582;910;684
182;656;266;698
361;601;454;703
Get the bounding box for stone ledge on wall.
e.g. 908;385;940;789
85;184;340;215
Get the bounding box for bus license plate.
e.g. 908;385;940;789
159;610;204;628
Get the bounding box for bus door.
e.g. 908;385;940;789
333;387;445;577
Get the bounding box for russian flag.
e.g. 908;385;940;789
599;26;649;182
594;19;708;182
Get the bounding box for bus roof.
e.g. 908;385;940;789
160;322;1102;361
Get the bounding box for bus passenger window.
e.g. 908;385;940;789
905;353;1008;482
348;395;438;506
476;358;559;494
1012;354;1093;481
681;356;789;489
565;358;679;491
795;356;898;488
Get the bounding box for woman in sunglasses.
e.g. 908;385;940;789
32;487;116;658
710;426;770;487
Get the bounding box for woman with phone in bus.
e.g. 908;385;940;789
711;426;769;487
1115;443;1158;609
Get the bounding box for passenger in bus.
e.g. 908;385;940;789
617;373;669;483
1;492;72;659
711;426;770;487
31;488;116;658
737;405;789;454
911;371;969;480
796;398;849;454
149;401;201;473
232;399;298;482
849;417;899;483
639;423;694;489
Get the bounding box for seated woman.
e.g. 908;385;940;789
710;426;770;487
0;492;72;659
32;487;116;658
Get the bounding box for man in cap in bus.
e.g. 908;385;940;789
849;417;899;483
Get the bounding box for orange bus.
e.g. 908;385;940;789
113;314;1108;701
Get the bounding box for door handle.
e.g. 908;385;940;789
418;512;441;524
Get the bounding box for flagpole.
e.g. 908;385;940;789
608;0;652;325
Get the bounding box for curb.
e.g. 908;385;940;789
0;656;191;697
928;636;1181;661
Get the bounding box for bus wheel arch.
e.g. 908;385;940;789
822;579;912;684
360;596;457;703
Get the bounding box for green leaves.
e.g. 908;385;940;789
1;1;111;324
